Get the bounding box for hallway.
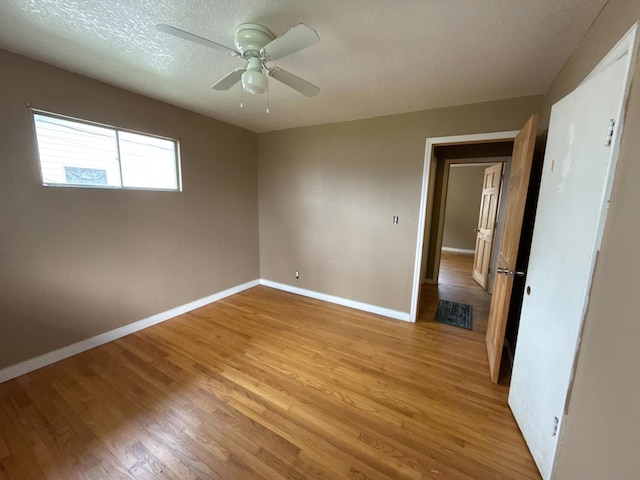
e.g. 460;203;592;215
419;250;492;334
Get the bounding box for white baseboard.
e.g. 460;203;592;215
260;279;412;322
441;247;475;254
0;279;260;384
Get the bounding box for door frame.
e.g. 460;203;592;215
410;131;519;322
434;160;506;281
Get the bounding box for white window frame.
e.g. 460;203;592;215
30;108;182;192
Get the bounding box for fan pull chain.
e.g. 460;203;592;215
240;83;244;108
266;85;270;114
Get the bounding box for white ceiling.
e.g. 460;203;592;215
0;0;607;133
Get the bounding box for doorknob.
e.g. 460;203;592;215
496;268;526;277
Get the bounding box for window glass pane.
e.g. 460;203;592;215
64;166;108;185
33;112;180;191
33;114;121;187
119;131;178;190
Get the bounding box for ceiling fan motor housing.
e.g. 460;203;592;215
234;23;274;56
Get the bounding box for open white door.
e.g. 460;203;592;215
509;48;633;478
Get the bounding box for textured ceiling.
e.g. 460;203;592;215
0;0;607;133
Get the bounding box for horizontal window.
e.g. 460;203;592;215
32;111;181;191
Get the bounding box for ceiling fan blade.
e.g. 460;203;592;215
211;68;244;90
268;67;320;97
156;24;240;56
261;24;319;60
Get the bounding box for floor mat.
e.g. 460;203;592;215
434;300;473;330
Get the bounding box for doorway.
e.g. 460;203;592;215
412;119;539;386
438;159;511;294
410;133;517;323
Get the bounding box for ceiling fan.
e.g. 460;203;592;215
156;22;320;97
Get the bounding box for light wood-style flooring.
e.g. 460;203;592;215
0;254;540;479
419;251;492;334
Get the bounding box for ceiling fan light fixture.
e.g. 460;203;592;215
241;56;268;95
157;22;320;99
241;68;268;95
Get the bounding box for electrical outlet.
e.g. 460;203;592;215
295;270;299;279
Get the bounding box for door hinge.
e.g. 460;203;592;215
604;119;615;146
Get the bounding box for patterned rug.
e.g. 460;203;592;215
434;300;473;330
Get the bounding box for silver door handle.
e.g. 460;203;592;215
496;268;526;277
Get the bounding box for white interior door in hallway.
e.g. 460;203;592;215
508;41;634;479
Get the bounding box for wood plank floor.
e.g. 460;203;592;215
0;255;540;479
420;251;492;335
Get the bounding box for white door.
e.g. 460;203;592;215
509;55;630;478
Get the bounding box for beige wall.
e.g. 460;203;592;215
0;50;259;370
539;0;640;478
442;165;486;251
257;96;542;312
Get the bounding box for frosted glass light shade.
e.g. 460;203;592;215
242;69;268;95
